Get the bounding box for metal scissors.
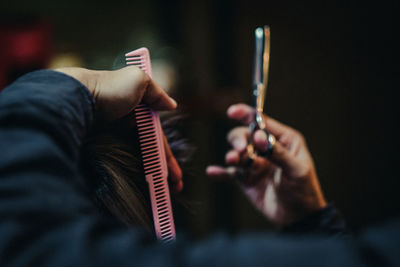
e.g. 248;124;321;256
247;26;276;160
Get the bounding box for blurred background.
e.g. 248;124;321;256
1;0;399;237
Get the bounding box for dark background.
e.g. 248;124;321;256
1;0;399;237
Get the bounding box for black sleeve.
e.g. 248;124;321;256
282;204;349;236
0;70;399;267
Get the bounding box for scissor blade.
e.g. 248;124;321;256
253;27;265;88
252;26;270;114
262;25;270;110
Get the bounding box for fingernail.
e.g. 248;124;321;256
232;138;246;151
254;130;268;151
227;105;237;116
173;180;184;193
225;150;237;164
206;166;222;175
254;130;267;141
169;97;177;108
205;166;214;174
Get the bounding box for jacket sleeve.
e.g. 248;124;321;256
0;70;398;267
282;204;349;236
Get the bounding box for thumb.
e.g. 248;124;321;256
141;77;177;111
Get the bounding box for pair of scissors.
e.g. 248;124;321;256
246;26;276;160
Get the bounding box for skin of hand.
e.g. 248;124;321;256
55;66;183;193
206;103;327;226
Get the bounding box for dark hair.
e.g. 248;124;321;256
80;113;192;232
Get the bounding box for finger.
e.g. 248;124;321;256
206;166;237;180
227;127;249;152
226;103;255;125
226;145;273;173
243;155;274;186
225;150;240;165
269;141;302;177
227;103;293;139
263;117;292;139
172;180;183;194
142;77;177;111
163;134;183;191
287;134;301;155
251;129;298;173
207;158;273;186
253;129;270;153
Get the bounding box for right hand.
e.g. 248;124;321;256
206;103;327;226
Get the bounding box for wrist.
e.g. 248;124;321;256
276;171;327;227
281;204;349;235
54;67;97;96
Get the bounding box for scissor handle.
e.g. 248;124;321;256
247;120;275;159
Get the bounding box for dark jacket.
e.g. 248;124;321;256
0;70;399;266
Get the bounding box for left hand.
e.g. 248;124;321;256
55;66;177;120
206;103;327;226
55;67;183;193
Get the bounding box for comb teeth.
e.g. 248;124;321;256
125;48;153;77
125;48;175;242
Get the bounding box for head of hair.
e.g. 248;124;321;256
79;113;193;232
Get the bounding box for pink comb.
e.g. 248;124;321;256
125;48;176;242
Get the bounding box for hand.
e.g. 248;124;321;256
206;103;327;226
55;67;183;193
55;66;177;120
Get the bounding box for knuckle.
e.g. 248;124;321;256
142;73;151;84
297;165;313;180
297;132;306;144
138;72;150;87
128;66;148;85
291;129;304;141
